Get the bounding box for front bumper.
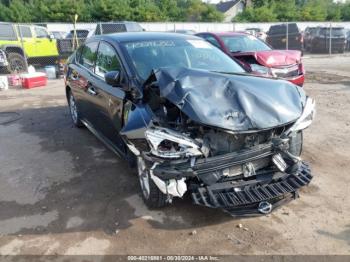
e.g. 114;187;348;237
148;142;312;215
151;143;274;180
192;162;312;215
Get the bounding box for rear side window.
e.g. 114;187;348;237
95;42;121;78
269;24;299;35
68;30;89;38
125;23;143;32
79;42;98;71
96;23;127;35
18;26;32;38
35;27;49;38
0;24;17;40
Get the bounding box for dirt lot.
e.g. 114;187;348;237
0;55;349;256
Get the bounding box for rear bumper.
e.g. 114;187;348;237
192;162;312;216
312;40;346;52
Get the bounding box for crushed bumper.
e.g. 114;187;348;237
191;162;312;216
150;143;274;180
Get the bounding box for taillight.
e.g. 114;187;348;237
299;63;305;74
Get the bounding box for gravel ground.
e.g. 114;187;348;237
0;55;349;256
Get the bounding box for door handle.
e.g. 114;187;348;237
87;86;97;96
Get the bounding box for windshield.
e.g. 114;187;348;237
221;35;271;53
320;28;345;37
123;38;245;80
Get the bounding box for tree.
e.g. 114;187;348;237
234;2;277;22
90;0;130;21
273;0;299;21
3;0;32;22
299;0;327;21
341;2;350;21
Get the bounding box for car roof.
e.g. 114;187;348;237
318;27;344;29
88;32;200;43
97;21;139;24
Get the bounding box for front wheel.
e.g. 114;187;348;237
137;157;167;208
6;52;27;73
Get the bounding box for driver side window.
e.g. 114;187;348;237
95;41;121;79
34;27;49;38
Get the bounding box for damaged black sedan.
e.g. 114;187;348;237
65;33;315;215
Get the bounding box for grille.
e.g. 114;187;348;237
192;161;312;209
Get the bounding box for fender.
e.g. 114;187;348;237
0;44;26;57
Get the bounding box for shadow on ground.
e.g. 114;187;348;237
0;105;233;237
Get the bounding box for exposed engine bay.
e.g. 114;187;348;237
121;67;315;215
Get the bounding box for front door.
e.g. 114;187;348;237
91;41;126;150
33;26;59;58
74;41;100;126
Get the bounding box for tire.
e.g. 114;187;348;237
67;91;84;128
6;52;27;74
289;131;303;157
137;157;167;208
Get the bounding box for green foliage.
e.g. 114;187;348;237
235;0;350;22
0;0;224;22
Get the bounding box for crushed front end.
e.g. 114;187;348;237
121;67;315;215
142;125;312;215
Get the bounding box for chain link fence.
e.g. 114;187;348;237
0;21;349;89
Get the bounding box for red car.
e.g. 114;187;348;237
195;32;305;86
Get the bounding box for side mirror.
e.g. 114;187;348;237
105;71;120;86
49;34;55;40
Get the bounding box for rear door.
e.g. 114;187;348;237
90;41;126;149
17;25;36;57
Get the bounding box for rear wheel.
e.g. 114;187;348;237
137;157;167;208
68;91;84;128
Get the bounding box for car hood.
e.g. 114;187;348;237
145;67;306;132
234;50;302;67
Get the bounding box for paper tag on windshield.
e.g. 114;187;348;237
187;40;212;48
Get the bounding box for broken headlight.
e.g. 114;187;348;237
145;128;203;159
250;64;270;75
285;97;316;135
